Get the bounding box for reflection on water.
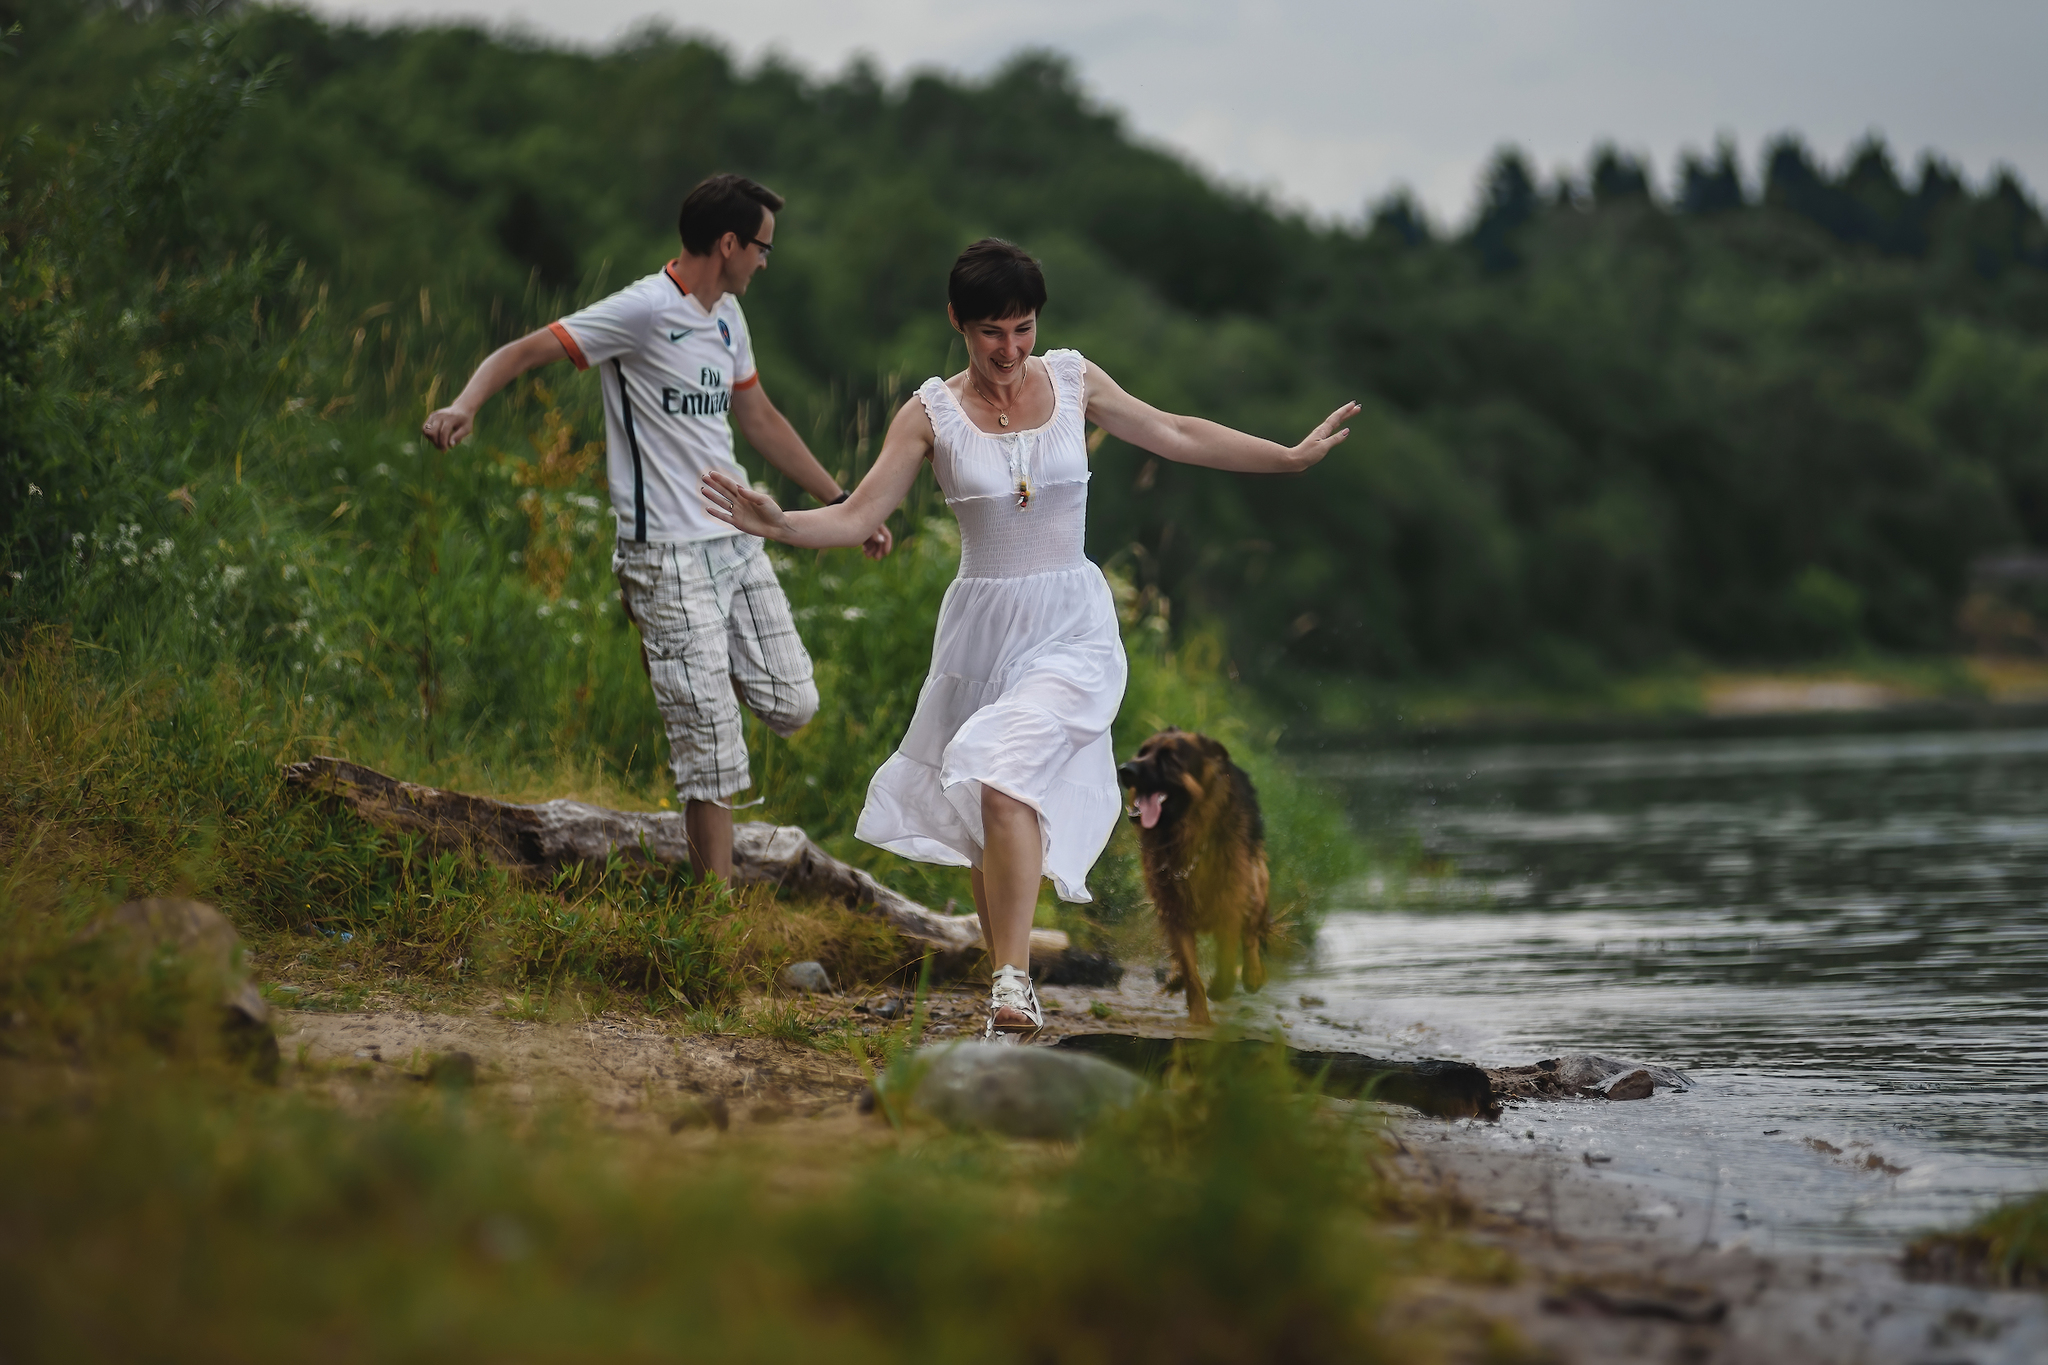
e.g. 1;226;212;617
1286;727;2048;1250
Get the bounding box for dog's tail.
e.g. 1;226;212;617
1241;833;1276;994
1230;760;1277;943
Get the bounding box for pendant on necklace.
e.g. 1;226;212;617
998;413;1009;427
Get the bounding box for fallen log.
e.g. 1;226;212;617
1054;1032;1500;1121
281;755;1075;968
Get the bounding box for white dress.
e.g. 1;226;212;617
855;348;1127;902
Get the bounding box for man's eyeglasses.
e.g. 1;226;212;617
739;234;773;257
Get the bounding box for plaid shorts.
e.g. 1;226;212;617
613;535;818;804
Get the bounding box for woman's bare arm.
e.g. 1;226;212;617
702;396;935;548
1082;359;1356;474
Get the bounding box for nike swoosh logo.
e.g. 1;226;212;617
668;329;694;341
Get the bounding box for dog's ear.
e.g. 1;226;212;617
1195;733;1232;765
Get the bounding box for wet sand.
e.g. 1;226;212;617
1389;1116;2048;1365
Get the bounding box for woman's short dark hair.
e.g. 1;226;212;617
677;174;785;256
948;238;1047;323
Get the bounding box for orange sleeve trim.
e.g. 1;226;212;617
733;371;761;391
547;321;589;371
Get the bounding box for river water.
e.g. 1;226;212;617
1279;724;2048;1252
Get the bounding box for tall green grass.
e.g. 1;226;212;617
0;629;912;1023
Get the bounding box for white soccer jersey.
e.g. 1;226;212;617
550;261;760;543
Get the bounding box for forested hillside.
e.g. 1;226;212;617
7;0;2048;700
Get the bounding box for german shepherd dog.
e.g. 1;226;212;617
1116;728;1273;1025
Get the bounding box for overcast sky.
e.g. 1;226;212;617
299;0;2048;227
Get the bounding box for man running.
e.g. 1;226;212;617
422;173;890;880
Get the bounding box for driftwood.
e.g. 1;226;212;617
281;755;1071;966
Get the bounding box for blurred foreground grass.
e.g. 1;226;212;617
0;909;1523;1363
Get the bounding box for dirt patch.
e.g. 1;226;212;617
280;1008;870;1133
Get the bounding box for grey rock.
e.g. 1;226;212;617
99;898;269;1024
1553;1053;1691;1097
779;960;834;995
1605;1069;1656;1101
902;1041;1146;1139
92;898;278;1082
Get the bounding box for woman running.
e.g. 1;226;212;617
702;238;1354;1038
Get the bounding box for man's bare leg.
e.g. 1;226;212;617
684;799;733;882
973;787;1042;1028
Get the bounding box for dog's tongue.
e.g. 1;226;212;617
1135;792;1165;830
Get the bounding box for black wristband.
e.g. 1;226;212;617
828;491;852;506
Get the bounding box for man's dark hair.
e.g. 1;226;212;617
948;238;1047;323
677;174;785;256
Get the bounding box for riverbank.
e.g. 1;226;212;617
1389;1118;2048;1365
1285;655;2048;748
262;977;2048;1365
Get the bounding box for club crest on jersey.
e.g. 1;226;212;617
717;319;732;348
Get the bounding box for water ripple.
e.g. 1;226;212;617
1287;725;2048;1250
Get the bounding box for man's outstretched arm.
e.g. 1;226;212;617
422;328;569;451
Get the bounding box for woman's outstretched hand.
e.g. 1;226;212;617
1292;401;1361;470
702;470;792;542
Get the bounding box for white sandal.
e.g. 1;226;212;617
983;963;1044;1040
